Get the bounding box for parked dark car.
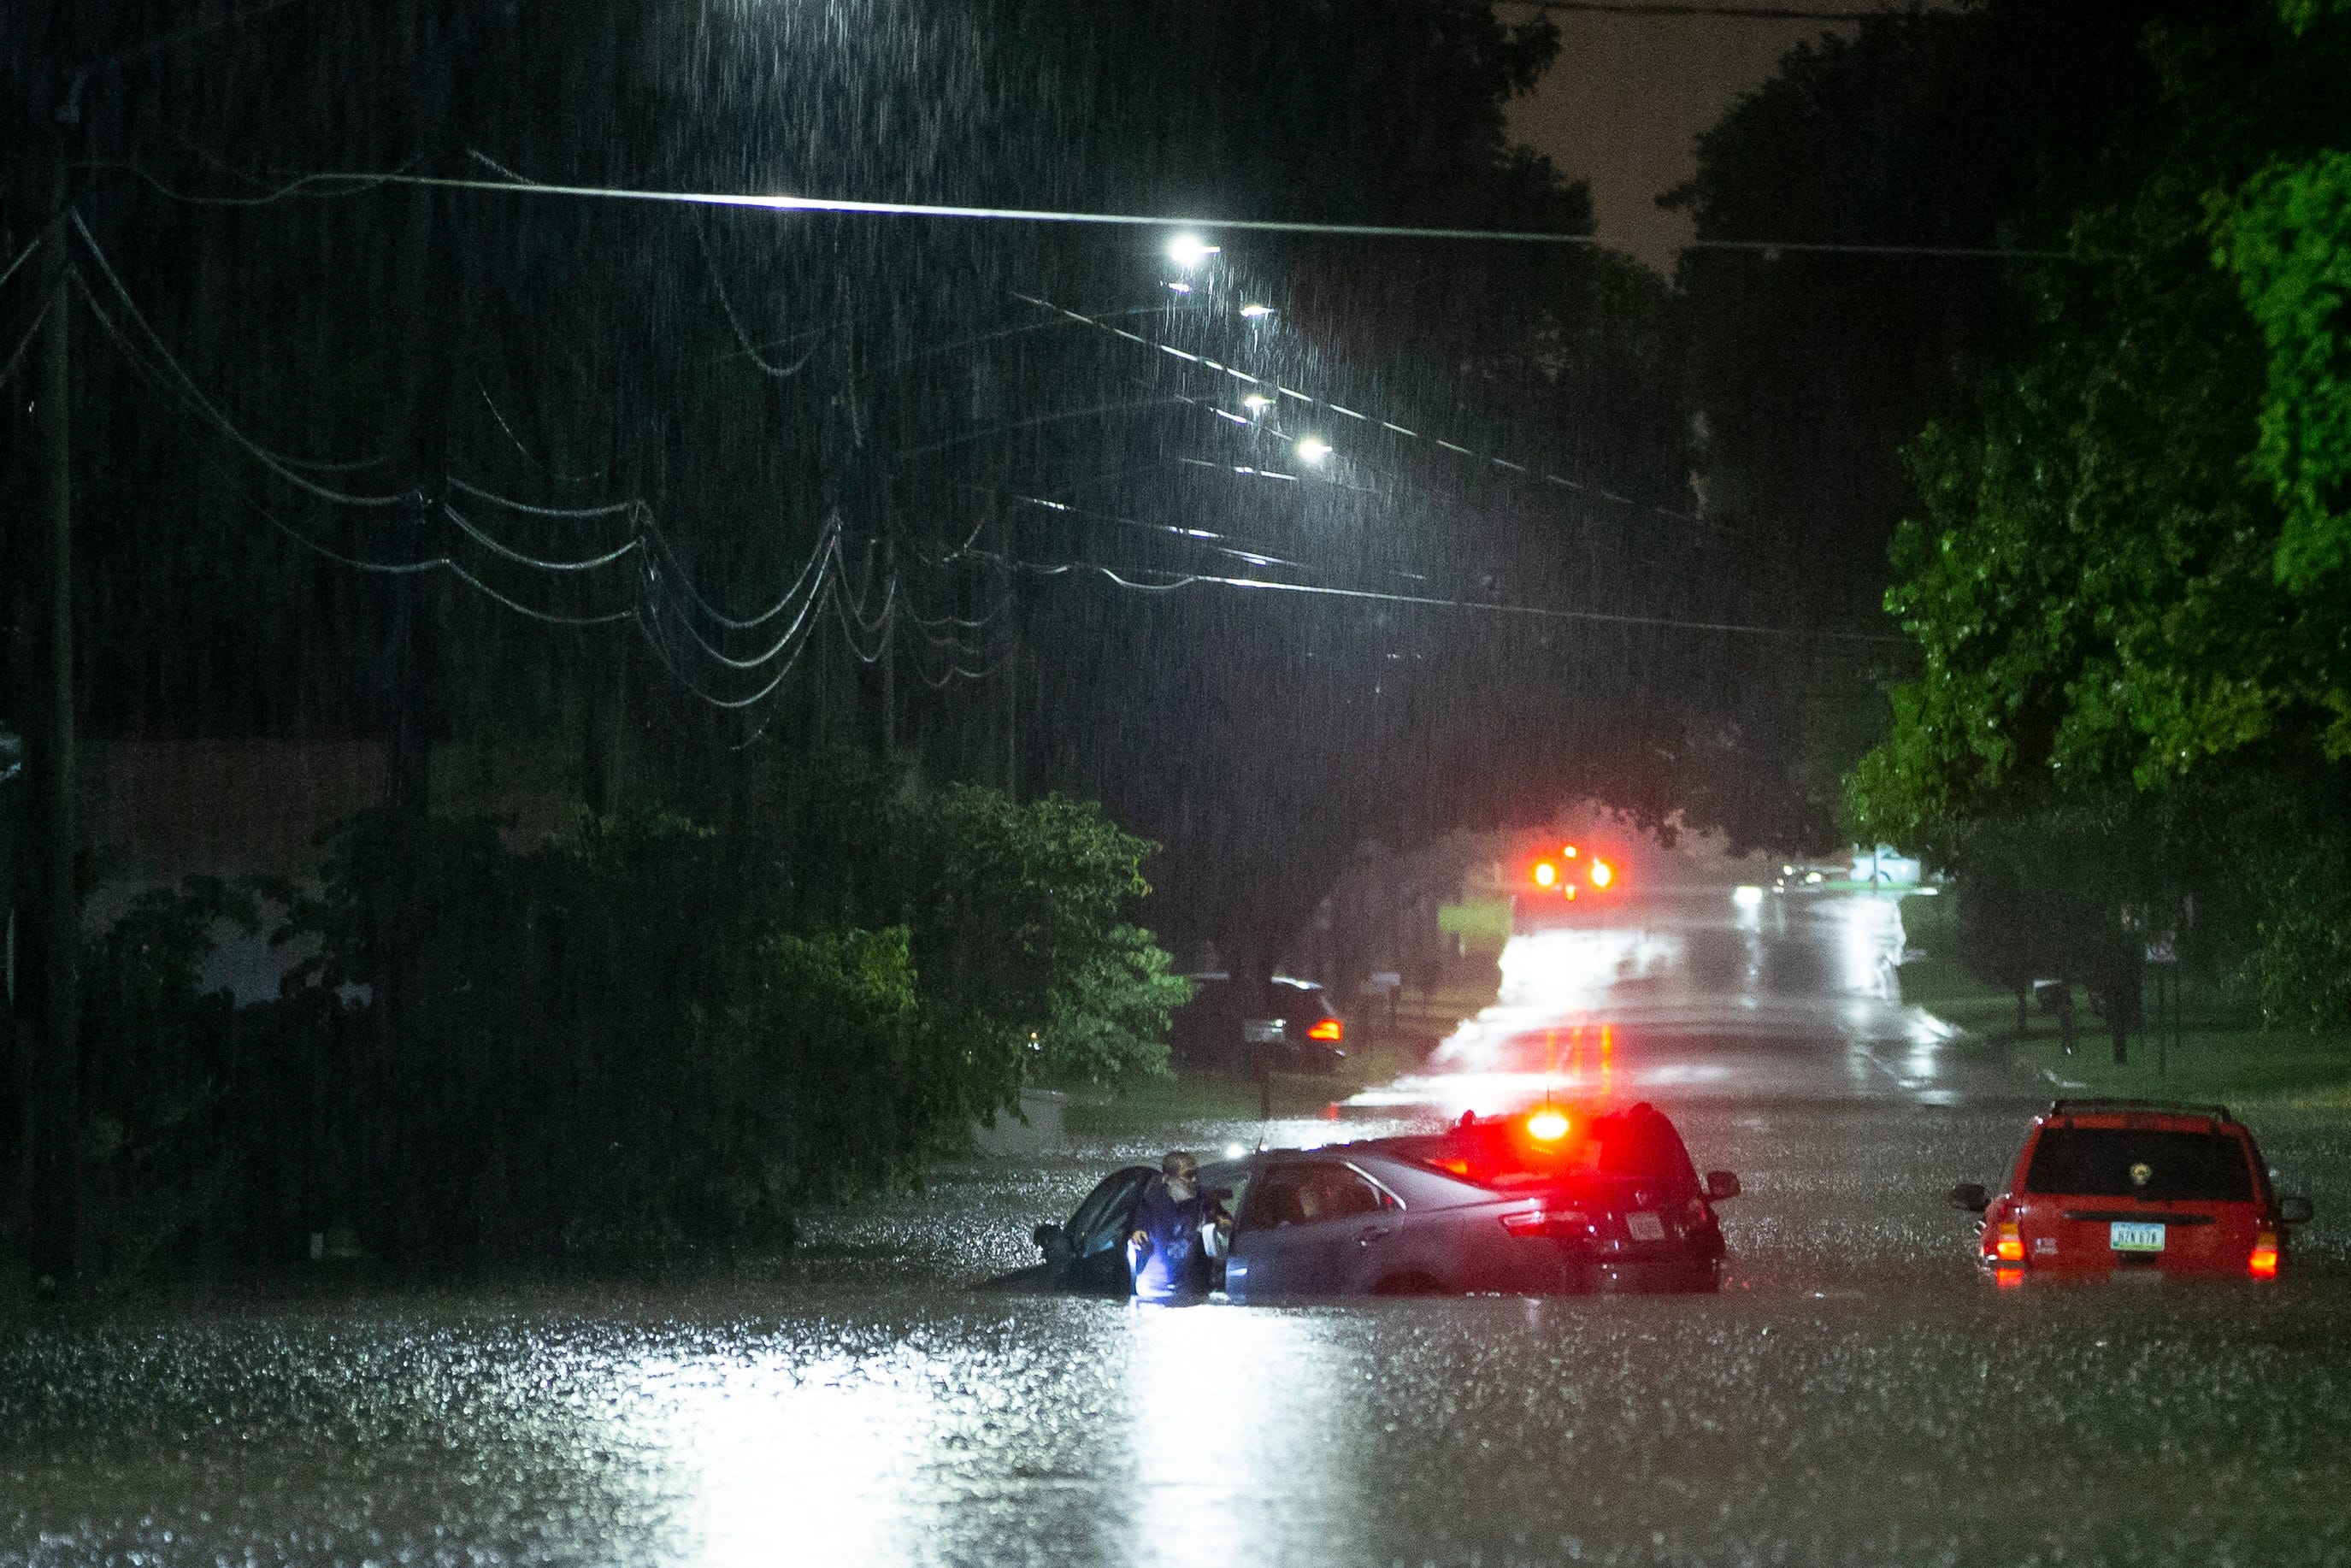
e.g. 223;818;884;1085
986;1101;1737;1299
1170;972;1349;1075
1245;976;1349;1075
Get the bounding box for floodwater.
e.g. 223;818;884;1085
8;890;2351;1566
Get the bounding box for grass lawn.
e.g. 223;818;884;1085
1896;889;2351;1105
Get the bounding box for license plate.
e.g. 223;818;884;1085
1626;1212;1666;1242
2109;1221;2165;1253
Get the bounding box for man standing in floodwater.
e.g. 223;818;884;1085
1127;1150;1217;1303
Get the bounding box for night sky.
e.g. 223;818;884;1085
1507;7;1877;268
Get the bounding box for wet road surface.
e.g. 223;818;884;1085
7;890;2350;1566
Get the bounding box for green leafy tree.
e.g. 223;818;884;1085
2212;0;2351;760
1035;924;1190;1085
889;786;1181;1112
1852;6;2351;1031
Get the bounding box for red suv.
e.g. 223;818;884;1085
1951;1099;2314;1280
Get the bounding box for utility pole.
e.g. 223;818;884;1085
21;59;81;1290
367;0;463;1267
1001;503;1018;803
880;531;897;757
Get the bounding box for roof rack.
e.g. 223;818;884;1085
2047;1097;2233;1123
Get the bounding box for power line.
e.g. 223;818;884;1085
69;215;411;504
1494;0;1885;19
0;229;48;299
440;502;642;573
300;166;2068;260
692;218;819;380
62;207;955;715
0;294;56;393
1004;551;1905;643
476;380;610;485
646;512;843;634
444;475;636;522
73;160;412;208
1015;291;1712;531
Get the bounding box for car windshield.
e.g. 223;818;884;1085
2023;1127;2255;1202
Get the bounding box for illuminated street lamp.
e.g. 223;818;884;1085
1242;392;1272;415
1295;436;1331;464
1167;233;1220;269
1240;303;1272;319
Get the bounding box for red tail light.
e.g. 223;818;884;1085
1306;1017;1343;1042
1993;1219;2024;1265
2250;1228;2280;1279
1500;1210;1549;1238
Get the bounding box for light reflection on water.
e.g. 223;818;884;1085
632;1342;937;1565
13;1273;2351;1567
1122;1305;1352;1564
1360;889;1941;1112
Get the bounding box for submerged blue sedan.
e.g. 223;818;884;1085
987;1102;1740;1299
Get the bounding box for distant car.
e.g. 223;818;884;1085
1242;976;1348;1075
987;1101;1739;1299
1949;1099;2313;1280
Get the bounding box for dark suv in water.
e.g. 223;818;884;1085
991;1101;1739;1298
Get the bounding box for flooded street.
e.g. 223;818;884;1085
8;892;2351;1566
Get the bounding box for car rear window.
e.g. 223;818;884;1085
1400;1107;1698;1196
2022;1127;2254;1202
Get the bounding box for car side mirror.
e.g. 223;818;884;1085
1948;1182;1989;1214
2279;1194;2315;1225
1704;1170;1741;1201
1033;1222;1073;1264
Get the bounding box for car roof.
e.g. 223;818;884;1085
1214;1102;1684;1170
2036;1098;2247;1135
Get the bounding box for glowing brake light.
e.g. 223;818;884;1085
1306;1017;1343;1042
1500;1210;1550;1237
1588;858;1614;889
2250;1228;2280;1279
1532;861;1558;887
1994;1219;2024;1265
1525;1108;1570;1142
1561;844;1578;858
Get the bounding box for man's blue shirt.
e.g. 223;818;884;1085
1128;1179;1211;1302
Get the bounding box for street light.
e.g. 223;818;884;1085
1167;233;1220;269
1295;436;1331;464
1242;392;1272;416
1240;303;1272;319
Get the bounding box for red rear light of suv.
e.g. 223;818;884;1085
1306;1017;1343;1042
2250;1227;2280;1279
